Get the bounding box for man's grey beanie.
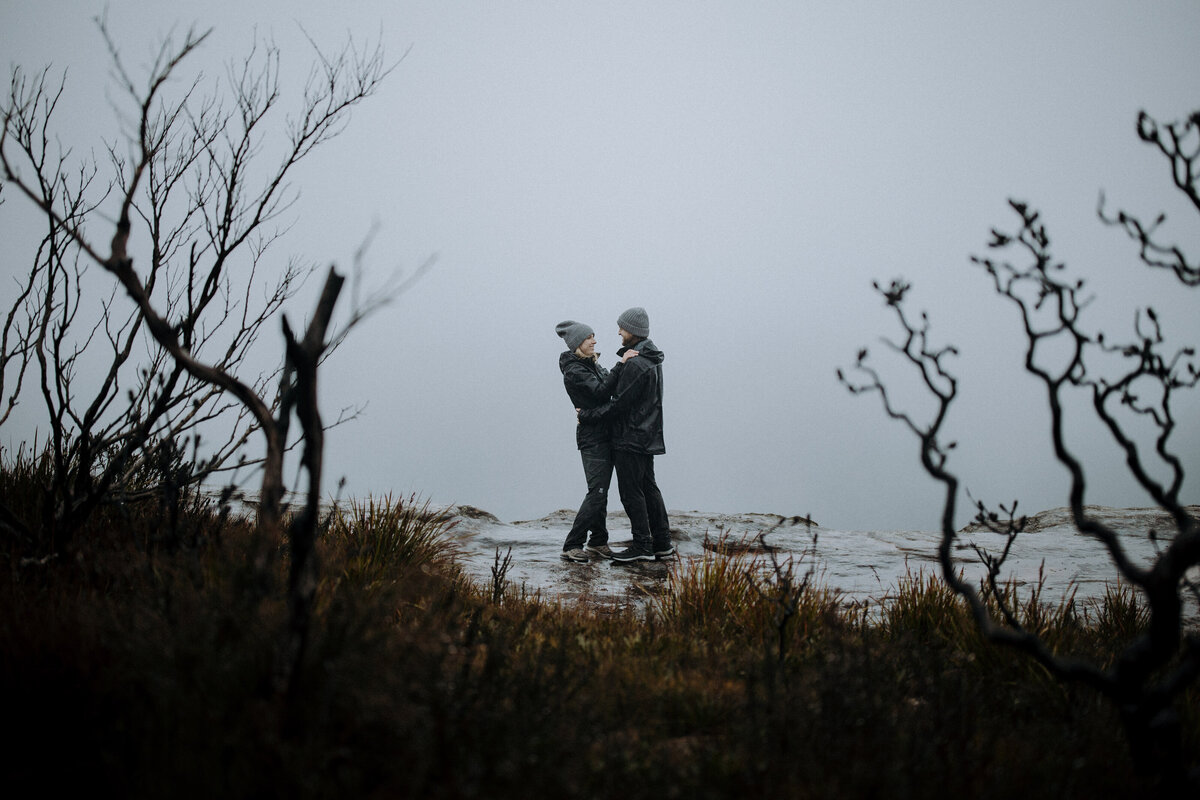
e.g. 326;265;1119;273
617;307;650;338
555;320;594;352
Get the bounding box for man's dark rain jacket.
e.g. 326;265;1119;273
577;338;665;455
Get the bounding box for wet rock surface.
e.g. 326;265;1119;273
446;505;1200;619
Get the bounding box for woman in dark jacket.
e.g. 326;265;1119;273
555;320;636;562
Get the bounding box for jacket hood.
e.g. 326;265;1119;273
619;337;664;365
559;350;601;373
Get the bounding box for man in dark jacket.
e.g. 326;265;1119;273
556;320;629;562
578;307;671;563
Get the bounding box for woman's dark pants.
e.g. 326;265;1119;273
563;442;613;551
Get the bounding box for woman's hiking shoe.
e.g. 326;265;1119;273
584;544;614;559
560;548;589;563
654;545;676;559
611;547;654;563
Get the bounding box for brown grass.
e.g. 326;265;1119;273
1;462;1194;798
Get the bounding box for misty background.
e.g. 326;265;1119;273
2;0;1198;531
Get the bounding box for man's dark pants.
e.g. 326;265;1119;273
613;448;670;553
563;442;613;551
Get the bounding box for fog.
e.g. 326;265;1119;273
2;0;1199;530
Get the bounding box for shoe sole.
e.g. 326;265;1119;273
560;553;588;563
584;548;613;559
612;554;654;563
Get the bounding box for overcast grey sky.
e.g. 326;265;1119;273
2;1;1199;530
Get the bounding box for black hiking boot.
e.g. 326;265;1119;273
611;546;654;563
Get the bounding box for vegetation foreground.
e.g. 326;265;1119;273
1;482;1195;799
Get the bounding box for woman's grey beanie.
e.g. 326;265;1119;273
555;320;594;352
617;307;650;338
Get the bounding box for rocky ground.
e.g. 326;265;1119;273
444;504;1200;620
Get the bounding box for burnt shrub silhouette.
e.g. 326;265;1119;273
840;109;1200;792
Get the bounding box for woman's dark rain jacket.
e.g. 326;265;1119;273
559;351;622;450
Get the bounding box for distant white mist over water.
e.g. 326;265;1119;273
3;1;1199;533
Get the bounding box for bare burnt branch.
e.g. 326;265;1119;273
1;17;394;549
978;208;1152;586
844;279;1134;708
1098;111;1200;286
3;18;417;715
965;497;1028;631
276;267;344;692
842;108;1200;790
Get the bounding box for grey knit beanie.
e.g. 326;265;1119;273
617;307;650;338
555;320;594;352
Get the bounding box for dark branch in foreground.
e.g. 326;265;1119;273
1;20;413;698
840;109;1200;792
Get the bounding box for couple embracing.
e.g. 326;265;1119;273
555;307;672;564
